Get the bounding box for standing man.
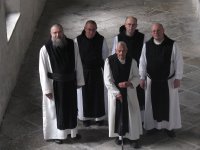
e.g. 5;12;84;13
112;16;145;117
39;24;84;144
75;20;109;127
104;41;142;149
139;23;183;137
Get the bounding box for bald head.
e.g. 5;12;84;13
84;20;97;39
50;24;66;48
124;16;137;36
115;41;128;60
50;24;64;39
125;16;137;23
50;24;63;33
151;23;165;42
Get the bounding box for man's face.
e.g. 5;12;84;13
151;24;164;41
50;26;64;41
116;44;127;60
84;23;97;39
125;18;137;35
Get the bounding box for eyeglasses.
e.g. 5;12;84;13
126;23;136;26
85;28;96;32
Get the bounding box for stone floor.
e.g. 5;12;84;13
1;0;200;149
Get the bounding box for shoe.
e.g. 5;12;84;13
96;120;104;126
115;137;122;145
83;120;91;127
54;139;63;144
132;140;141;149
166;130;176;138
71;134;82;141
146;128;159;135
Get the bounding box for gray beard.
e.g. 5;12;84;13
52;37;67;48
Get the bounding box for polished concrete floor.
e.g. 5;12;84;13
1;0;200;149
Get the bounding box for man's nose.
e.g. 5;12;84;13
56;33;61;38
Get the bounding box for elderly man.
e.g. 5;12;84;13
104;41;142;148
75;20;109;127
39;24;84;144
112;16;145;117
139;23;183;137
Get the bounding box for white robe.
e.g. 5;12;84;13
104;58;143;140
139;40;183;130
112;35;146;121
39;42;84;140
74;38;109;121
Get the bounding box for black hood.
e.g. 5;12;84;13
119;25;139;34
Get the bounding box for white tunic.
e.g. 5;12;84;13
112;35;146;121
74;38;109;121
39;42;84;140
104;58;143;140
139;40;183;130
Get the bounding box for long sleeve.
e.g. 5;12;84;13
74;41;85;87
102;38;109;60
39;46;53;94
172;42;183;79
104;58;120;97
129;59;140;87
111;36;118;55
139;43;147;79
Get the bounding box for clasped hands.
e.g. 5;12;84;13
118;81;132;88
116;81;132;102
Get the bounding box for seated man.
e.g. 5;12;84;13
104;41;142;148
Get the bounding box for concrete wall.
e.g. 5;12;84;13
198;0;200;20
4;0;20;13
193;0;200;20
0;0;46;124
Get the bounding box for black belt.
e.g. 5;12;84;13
147;72;175;82
47;72;76;82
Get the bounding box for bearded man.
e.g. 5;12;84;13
39;24;84;144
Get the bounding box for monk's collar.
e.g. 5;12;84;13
153;38;164;45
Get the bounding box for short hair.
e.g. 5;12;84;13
85;20;97;29
125;16;137;23
117;41;128;51
152;23;164;29
50;23;63;32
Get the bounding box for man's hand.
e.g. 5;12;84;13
45;93;53;100
140;79;145;89
118;81;132;88
174;79;181;88
116;94;123;102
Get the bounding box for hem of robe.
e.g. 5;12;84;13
43;128;78;140
144;77;182;131
77;87;108;121
109;132;142;140
144;120;182;131
78;115;106;121
42;96;79;140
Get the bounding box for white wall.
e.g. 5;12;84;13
0;0;46;124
